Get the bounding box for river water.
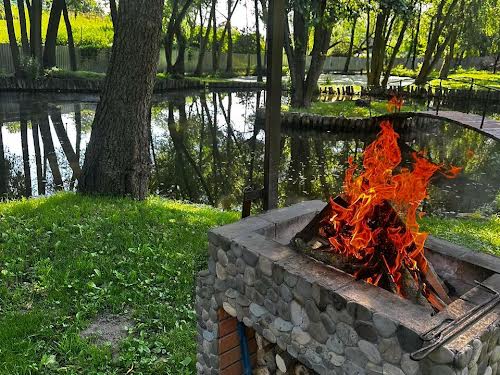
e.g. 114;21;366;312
0;90;499;215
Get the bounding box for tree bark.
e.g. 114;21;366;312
411;3;421;70
439;28;458;78
62;0;78;71
43;0;64;68
226;0;233;73
365;8;370;80
211;0;218;73
18;0;30;56
110;0;118;29
173;26;186;75
344;16;357;73
382;18;409;87
494;53;500;74
194;5;213;75
31;121;45;195
3;0;21;75
78;0;165;199
368;7;390;87
30;0;43;64
254;0;263;81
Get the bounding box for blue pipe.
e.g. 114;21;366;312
237;322;252;375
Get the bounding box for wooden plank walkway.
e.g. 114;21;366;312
424;110;500;141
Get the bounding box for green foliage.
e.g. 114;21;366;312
428;68;500;89
0;193;238;374
420;215;500;255
44;68;105;80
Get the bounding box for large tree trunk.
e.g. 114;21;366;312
18;0;30;56
3;0;21;75
43;0;64;68
31;121;45;195
382;18;409;87
439;28;458;79
78;0;164;199
20;117;32;197
226;0;233;73
62;0;77;71
30;0;43;65
344;16;357;73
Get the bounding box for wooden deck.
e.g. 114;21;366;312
424;110;500;141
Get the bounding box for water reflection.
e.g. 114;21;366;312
0;91;499;215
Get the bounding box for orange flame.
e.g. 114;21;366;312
387;96;404;113
318;121;461;305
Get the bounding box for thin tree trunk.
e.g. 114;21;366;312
43;0;64;68
62;0;78;71
411;3;421;70
30;0;43;65
3;0;21;75
18;0;30;56
110;0;118;29
365;8;370;80
31;121;45;195
344;16;357;73
226;0;233;73
78;0;165;199
49;106;82;178
38;115;64;190
194;5;213;75
70;103;82;189
494;53;500;74
211;0;218;73
439;28;458;79
382;18;409;87
173;26;186;75
254;0;263;81
20;118;32;197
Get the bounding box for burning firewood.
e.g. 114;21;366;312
292;121;460;311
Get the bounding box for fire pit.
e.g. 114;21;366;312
196;122;500;374
196;203;500;374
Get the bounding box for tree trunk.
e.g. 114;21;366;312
439;28;457;79
49;106;82;178
18;0;30;56
164;0;179;74
43;0;64;68
194;5;213;75
368;8;390;87
78;0;164;199
494;53;500;74
254;0;263;81
211;0;218;73
110;0;118;29
344;16;357;73
382;18;409;87
38;114;64;190
0;124;8;198
30;0;43;65
365;8;370;80
62;0;77;71
226;0;233;73
20;118;32;197
173;26;186;75
31;121;45;195
3;0;21;75
411;3;422;70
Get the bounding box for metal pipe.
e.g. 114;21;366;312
237;322;252;375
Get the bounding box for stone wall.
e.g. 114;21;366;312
196;201;500;375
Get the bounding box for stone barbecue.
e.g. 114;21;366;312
196;201;500;375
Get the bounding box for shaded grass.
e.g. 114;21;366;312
420;215;500;255
284;100;425;118
0;193;238;374
45;69;106;81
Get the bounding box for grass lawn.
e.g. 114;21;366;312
284;100;426;118
420;215;500;255
0;193;238;374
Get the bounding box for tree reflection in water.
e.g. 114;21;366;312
0;91;499;215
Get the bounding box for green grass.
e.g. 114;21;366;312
284;100;426;118
0;7;113;48
45;69;106;81
420;215;500;255
0;193;238;374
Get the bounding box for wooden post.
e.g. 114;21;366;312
263;0;285;210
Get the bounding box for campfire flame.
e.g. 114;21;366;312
318;121;461;309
